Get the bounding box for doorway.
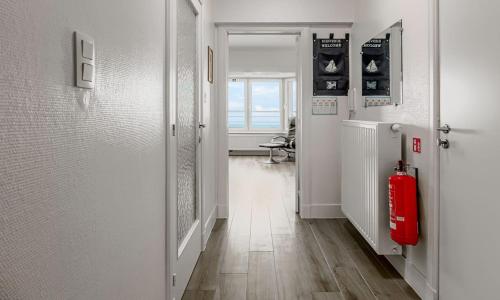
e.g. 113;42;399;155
226;33;299;239
216;28;304;221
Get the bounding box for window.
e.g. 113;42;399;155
286;79;297;118
228;80;246;129
228;77;296;132
250;80;281;129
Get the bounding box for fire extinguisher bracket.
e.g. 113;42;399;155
406;165;419;180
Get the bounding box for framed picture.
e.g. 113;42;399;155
208;46;214;84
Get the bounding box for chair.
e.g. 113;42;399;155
259;117;296;164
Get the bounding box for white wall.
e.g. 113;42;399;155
201;0;218;248
300;28;351;219
229;47;297;73
0;1;165;299
351;1;435;298
213;0;354;23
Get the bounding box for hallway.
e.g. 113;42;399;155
184;157;419;299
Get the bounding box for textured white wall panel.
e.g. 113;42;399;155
0;0;166;299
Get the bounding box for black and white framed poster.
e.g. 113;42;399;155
313;34;349;96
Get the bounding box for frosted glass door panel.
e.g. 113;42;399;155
177;0;197;246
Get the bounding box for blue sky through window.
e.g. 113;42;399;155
228;81;245;129
251;81;281;129
228;79;294;130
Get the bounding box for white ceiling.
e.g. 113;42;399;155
228;34;298;49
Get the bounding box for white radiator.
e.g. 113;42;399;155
341;120;402;255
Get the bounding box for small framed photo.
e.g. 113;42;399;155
208;46;214;84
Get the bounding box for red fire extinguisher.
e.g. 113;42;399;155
389;161;418;246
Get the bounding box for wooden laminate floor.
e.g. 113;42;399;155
184;156;420;300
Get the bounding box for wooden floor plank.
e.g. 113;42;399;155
187;220;229;291
334;218;421;299
349;249;420;299
220;274;247;300
273;232;340;300
334;219;373;251
182;290;217;300
220;233;250;274
272;235;311;300
229;197;252;236
312;292;344;300
269;196;293;235
334;267;376;300
309;219;356;269
249;198;273;251
247;252;279;300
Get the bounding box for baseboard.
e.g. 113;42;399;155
301;203;345;219
202;206;217;250
228;149;268;156
217;204;228;219
385;255;438;300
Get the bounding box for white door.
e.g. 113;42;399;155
170;0;202;298
439;1;500;299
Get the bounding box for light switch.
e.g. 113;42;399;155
82;40;94;60
74;31;95;89
82;63;93;82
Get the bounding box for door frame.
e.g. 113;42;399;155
166;0;204;298
429;0;441;298
215;25;305;219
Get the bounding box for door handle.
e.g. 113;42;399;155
438;138;450;149
437;124;451;134
199;123;206;129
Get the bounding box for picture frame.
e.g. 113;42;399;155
208;46;214;84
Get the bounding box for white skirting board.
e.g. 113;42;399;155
300;204;345;219
203;207;217;250
385;255;437;300
217;204;229;219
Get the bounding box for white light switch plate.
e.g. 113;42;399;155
74;31;95;89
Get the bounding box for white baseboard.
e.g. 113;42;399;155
228;149;268;156
202;206;217;250
385;255;437;300
301;203;345;219
217;204;228;219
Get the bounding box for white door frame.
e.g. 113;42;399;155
215;25;305;219
166;0;204;298
429;0;441;298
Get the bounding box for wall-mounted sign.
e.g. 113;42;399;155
313;33;349;96
312;97;337;115
361;36;390;97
